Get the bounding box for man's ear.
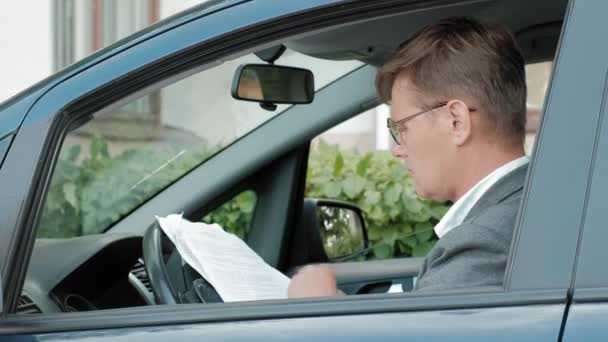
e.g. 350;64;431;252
446;100;473;146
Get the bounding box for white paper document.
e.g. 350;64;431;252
156;214;290;302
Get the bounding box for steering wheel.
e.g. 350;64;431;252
142;221;223;305
142;222;179;304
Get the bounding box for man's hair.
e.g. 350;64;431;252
376;17;527;144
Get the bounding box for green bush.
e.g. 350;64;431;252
201;191;257;240
39;135;212;238
306;140;448;259
40;136;448;259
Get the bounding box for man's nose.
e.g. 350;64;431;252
391;143;406;157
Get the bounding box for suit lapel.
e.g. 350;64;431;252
463;164;528;222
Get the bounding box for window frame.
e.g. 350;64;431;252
0;0;591;333
570;61;608;294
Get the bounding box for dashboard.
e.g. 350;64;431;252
19;234;153;314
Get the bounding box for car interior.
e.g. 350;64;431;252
17;0;567;315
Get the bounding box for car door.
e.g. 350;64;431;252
560;2;608;339
0;0;593;340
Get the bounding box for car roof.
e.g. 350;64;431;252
287;0;567;65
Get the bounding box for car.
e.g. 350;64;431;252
0;0;606;340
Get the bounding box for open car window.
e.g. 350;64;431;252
303;60;552;265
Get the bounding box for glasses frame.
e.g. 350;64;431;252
386;101;477;145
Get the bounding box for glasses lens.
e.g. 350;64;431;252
387;119;400;145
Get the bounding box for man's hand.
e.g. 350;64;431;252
288;264;344;298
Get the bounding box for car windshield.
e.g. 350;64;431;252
38;49;362;238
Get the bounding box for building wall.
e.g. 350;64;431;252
0;1;53;104
0;0;201;105
160;0;202;18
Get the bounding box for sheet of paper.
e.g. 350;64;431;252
156;214;290;302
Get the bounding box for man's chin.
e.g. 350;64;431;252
414;187;444;202
413;186;431;200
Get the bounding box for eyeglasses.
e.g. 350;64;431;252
386;101;476;145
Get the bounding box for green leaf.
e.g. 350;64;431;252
390;164;407;179
404;197;424;213
373;243;393;259
402;184;417;199
384;183;402;205
414;222;434;242
388;205;400;219
412;240;436;257
399;224;413;234
90;135;103;160
342;176;365;199
400;236;418;249
356;153;373;176
235;191;256;213
98;136;110;159
431;205;449;219
324;182;342;198
89;135;108;161
381;227;399;245
333;152;344;177
368;227;383;241
363;190;381;205
368;205;385;221
397;240;412;255
66;145;81;162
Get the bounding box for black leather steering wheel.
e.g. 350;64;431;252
142;221;223;305
142;222;179;304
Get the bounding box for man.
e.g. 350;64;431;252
288;17;529;297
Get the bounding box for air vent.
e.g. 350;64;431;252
17;295;42;315
131;259;152;293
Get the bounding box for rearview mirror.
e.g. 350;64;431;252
231;64;314;104
310;199;370;261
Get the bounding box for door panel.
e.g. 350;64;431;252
562;289;608;341
563;304;608;341
333;258;422;294
4;303;564;341
506;0;608;291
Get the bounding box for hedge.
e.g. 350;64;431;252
39;137;449;259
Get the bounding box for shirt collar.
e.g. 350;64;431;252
434;156;530;239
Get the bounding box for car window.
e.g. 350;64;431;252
37;49;362;239
306;107;449;261
201;190;257;241
524;61;553;154
306;62;552;262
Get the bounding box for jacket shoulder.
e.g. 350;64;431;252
416;192;522;291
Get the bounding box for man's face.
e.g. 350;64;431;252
389;77;455;201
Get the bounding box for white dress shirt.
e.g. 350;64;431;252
434;156;529;239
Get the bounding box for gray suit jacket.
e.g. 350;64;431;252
414;164;528;292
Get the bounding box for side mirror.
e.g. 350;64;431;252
231;64;314;105
308;199;370;262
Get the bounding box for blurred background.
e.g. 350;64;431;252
0;1;201;102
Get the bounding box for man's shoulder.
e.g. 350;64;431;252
415;164;527;291
436;189;522;250
464;162;527;219
416;190;522;291
469;188;522;236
